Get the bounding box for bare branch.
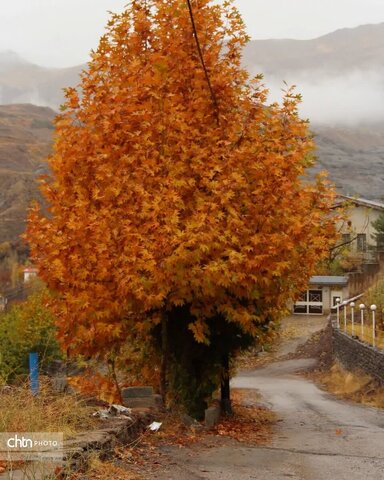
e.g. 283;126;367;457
186;0;220;125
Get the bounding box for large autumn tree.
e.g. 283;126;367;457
27;0;337;415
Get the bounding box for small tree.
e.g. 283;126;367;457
26;0;337;416
0;289;61;383
372;211;384;249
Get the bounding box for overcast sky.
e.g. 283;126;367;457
0;0;384;68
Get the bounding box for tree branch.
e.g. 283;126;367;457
186;0;220;125
329;235;358;252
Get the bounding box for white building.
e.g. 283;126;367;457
293;276;349;315
23;267;38;283
336;195;384;254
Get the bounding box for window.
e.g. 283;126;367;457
293;289;323;315
309;290;322;303
357;234;367;252
342;233;351;245
293;304;307;314
297;291;307;302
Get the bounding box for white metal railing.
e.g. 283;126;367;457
333;296;381;348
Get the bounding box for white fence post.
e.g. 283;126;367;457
336;298;341;329
343;301;347;333
350;302;355;337
371;304;377;348
359;304;365;341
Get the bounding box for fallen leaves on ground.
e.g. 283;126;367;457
63;460;143;480
213;408;275;444
210;389;276;445
124;388;275;459
0;460;27;475
236;347;278;370
60;388;276;479
57;387;277;479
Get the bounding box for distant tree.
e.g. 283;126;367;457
26;0;337;416
372;211;384;248
0;288;61;383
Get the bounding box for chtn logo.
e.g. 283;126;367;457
7;435;33;449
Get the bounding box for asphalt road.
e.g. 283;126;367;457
153;317;384;479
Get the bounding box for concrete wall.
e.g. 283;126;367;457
332;326;384;382
325;285;349;313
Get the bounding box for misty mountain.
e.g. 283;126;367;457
243;23;384;124
244;23;384;198
0;51;30;73
0;52;82;108
243;23;384;77
1;23;384;112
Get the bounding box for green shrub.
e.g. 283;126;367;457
0;289;62;383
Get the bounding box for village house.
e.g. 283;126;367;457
335;195;384;258
292;275;349;315
293;195;384;315
23;266;38;283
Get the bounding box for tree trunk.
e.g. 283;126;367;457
160;313;168;405
109;357;123;404
220;352;232;415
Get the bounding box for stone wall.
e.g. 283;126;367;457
332;326;384;382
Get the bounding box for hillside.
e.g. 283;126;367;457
0;104;381;245
243;23;384;77
0;104;54;243
313;124;384;199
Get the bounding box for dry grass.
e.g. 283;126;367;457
315;362;384;408
344;323;384;349
68;456;144;480
0;378;96;435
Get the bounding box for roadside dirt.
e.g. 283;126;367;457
237;314;329;370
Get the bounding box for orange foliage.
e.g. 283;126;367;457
68;370;121;404
26;0;337;360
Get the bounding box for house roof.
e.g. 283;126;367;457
336;195;384;211
309;276;348;286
